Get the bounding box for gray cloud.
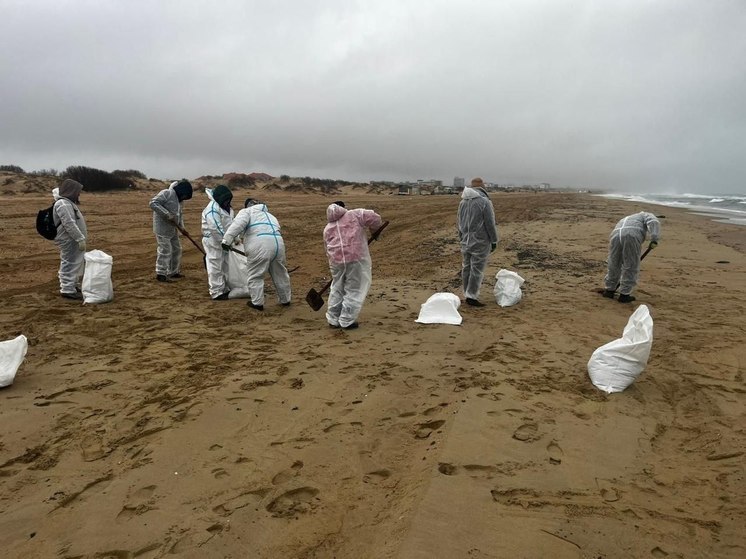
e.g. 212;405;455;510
1;0;745;192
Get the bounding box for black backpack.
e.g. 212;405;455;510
36;205;58;240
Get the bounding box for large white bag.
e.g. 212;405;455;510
82;250;113;304
587;305;653;394
0;335;28;388
494;269;525;307
225;250;250;299
415;293;462;325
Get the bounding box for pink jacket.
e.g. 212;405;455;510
324;205;383;265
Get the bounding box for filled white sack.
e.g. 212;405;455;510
0;335;28;388
225;249;250;299
415;293;462;325
588;304;653;394
82;250;114;304
494;269;525;307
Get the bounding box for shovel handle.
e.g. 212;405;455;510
177;224;207;256
369;221;389;243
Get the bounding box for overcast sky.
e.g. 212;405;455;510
2;0;745;193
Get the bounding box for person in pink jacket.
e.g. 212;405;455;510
323;201;384;329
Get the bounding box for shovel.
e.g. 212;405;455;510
306;220;389;311
176;224;206;256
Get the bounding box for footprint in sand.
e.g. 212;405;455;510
116;485;157;521
265;487;320;518
213;488;270;517
363;469;391;484
547;441;563;465
438;463;459;476
512;422;539;442
596;478;620;502
212;468;229;479
271;461;304;485
80;434;108;462
650;547;669;557
415;419;446;439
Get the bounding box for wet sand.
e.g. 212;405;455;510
1;188;744;558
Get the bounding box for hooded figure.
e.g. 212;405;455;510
201;185;234;300
323;202;383;329
602;211;660;303
457;178;499;306
149;179;193;281
52;179;87;299
221;200;291;310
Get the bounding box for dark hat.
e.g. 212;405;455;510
212;184;232;207
332;200;346;208
244;197;261;208
173;179;193;201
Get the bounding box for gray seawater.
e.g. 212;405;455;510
596;193;746;226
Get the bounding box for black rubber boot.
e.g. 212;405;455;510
465;298;485;307
602;290;616;299
618;294;636;303
247;301;264;311
213;292;230;300
61;292;83;300
156;274;171;282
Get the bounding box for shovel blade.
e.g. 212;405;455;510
305;288;325;311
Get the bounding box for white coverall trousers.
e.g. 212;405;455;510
155;233;182;276
202;236;229;298
604;232;642;296
56;237;85;294
461;244;490;300
326;260;372;328
245;236;291;306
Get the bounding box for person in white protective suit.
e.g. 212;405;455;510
201;184;234;300
52;179;87;300
457;177;499;306
602;211;660;303
323;201;384;329
149;179;193;282
221;199;291;310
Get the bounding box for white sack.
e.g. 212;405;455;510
226;250;250;299
494;269;525;307
415;293;462;325
587;304;653;394
82;250;113;304
0;335;28;388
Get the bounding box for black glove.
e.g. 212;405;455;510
491;242;497;253
221;243;231;252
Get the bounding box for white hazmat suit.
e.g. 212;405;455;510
201;188;234;299
457;186;498;302
222;203;291;307
149;181;191;278
604;212;660;296
52;180;87;296
323;204;383;328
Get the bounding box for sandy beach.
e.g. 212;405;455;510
1;186;744;558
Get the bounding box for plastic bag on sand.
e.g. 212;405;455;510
82;250;113;304
587;305;653;394
415;293;462;325
0;335;28;388
226;250;250;299
494;269;524;307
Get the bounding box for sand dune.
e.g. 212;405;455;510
1;190;744;558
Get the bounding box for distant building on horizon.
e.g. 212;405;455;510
453;177;465;188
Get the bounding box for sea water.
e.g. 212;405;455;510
596;193;746;226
